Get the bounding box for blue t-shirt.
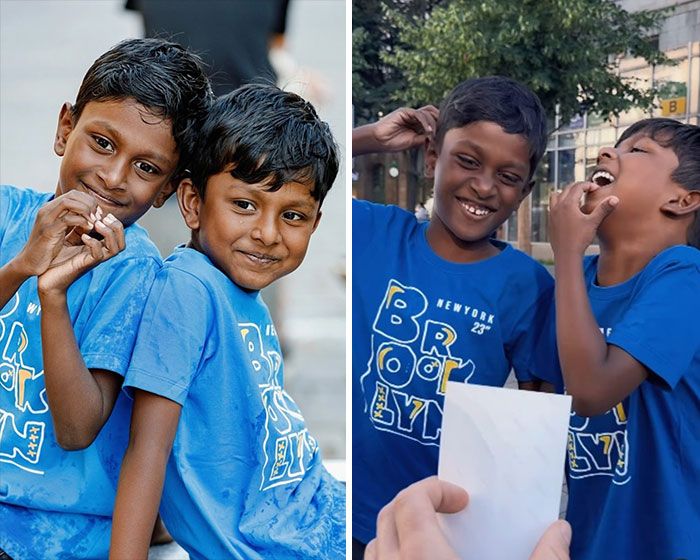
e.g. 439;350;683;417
124;247;345;560
0;185;161;559
352;200;555;543
554;246;700;560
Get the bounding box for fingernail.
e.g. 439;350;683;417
90;213;96;222
96;207;103;219
104;214;115;224
610;197;619;206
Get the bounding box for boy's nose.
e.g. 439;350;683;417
596;146;616;163
96;160;129;190
250;216;282;246
470;175;495;198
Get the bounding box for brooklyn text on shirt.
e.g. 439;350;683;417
239;321;319;491
359;279;497;447
567;325;631;485
0;293;48;475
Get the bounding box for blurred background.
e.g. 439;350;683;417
0;0;345;477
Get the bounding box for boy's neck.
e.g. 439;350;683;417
426;221;501;263
596;235;685;286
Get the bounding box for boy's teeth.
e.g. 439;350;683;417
461;201;491;216
591;170;615;186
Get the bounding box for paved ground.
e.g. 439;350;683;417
1;1;346;557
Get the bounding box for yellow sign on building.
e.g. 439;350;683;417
661;97;686;116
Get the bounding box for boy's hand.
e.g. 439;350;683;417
549;181;618;257
37;214;125;296
14;191;99;277
353;105;439;156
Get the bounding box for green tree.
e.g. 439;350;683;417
352;0;442;124
376;0;670;124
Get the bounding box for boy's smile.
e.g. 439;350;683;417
53;98;179;227
582;133;680;228
425;121;532;262
180;170;321;291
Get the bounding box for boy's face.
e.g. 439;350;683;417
583;132;681;226
179;169;322;291
425;121;532;256
53;98;179;227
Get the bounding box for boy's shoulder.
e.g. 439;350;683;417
0;184;52;231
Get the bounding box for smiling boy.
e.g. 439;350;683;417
0;38;211;558
351;76;556;553
110;85;345;560
548;118;700;559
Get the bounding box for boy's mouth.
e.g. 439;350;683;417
457;197;494;218
239;250;281;265
81;182;127;207
590;169;616;187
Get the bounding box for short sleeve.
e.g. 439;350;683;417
608;259;700;389
506;268;560;387
0;185;11;239
77;256;161;376
352;199;376;254
124;267;214;405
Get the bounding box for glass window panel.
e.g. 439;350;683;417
557;149;576;188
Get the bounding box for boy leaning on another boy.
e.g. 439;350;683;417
109;85;345;560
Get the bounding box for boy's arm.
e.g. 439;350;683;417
0;191;97;308
353;105;438;156
549;182;647;416
111;390;181;560
38;215;128;449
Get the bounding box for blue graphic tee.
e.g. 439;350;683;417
0;185;161;559
352;200;556;543
124;247;345;560
556;246;700;560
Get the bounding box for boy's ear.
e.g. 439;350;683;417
153;179;179;208
661;189;700;217
312;210;323;233
519;180;535;201
53;102;75;157
177;178;202;230
424;137;438;179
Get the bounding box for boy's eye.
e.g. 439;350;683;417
499;173;521;186
135;161;159;175
630;147;647;153
233;200;255;211
92;135;113;152
282;211;305;222
457;155;478;168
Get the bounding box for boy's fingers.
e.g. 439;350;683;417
587;196;619;227
80;234;106;262
93;217;122;256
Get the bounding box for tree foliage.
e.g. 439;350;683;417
355;0;671;125
352;0;442;123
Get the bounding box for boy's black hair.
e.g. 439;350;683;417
189;84;339;205
617;118;700;249
435;76;548;180
72;38;213;181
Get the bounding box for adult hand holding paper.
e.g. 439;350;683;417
438;382;571;560
364;476;571;560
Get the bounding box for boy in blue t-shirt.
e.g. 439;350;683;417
110;85;345;560
547;118;700;559
0;39;211;558
351;76;557;552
